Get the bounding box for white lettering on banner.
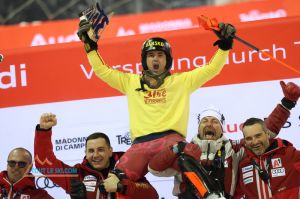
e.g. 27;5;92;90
116;27;136;37
31;31;80;47
80;64;93;79
239;9;287;22
139;18;193;33
0;64;27;89
99;44;287;76
228;44;286;64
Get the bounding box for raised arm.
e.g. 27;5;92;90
266;81;300;137
34;113;73;193
77;5;132;94
185;23;236;92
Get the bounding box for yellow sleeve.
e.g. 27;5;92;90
183;49;229;92
87;50;132;94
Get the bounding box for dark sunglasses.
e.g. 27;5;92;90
7;160;27;168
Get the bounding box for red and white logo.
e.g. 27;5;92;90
271;158;282;168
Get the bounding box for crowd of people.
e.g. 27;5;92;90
1;4;300;199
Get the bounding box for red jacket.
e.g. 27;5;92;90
149;104;290;198
238;139;300;199
34;128;158;199
0;171;53;199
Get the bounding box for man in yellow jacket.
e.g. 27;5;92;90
77;4;236;195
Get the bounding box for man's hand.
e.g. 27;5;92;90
70;178;86;199
280;81;300;102
39;113;57;130
280;81;300;110
213;22;236;50
77;3;110;53
103;173;120;192
216;23;236;40
77;20;93;42
77;19;98;53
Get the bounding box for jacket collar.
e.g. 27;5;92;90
245;138;291;159
0;171;36;192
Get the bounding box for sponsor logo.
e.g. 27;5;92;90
35;176;60;189
243;171;253;179
242;165;253;173
271;168;286;177
239;9;287;22
84;175;97;181
86;186;96;192
83;181;97;187
55;136;86;151
144;89;167;104
30;155;78;178
35;156;53;166
138;18;193;34
145;41;165;48
83;175;97;192
243;177;253;185
31;32;79;47
271;158;282;168
0;64;27;89
116;132;132;145
277;186;287;192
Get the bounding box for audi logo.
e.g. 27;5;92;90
36;177;60;189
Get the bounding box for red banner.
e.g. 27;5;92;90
0;0;299;50
1;16;300;108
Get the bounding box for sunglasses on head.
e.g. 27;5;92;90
7;160;27;168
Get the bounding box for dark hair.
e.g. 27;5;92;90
8;147;32;163
85;132;111;147
242;117;268;132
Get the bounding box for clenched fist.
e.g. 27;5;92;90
39;113;57;130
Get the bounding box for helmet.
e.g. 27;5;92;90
141;37;173;71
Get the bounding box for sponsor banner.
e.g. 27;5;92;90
1;16;300;108
0;0;299;49
1;78;300;199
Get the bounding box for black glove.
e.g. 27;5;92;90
213;22;236;50
77;19;98;53
70;178;87;199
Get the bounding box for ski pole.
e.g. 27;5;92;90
197;15;300;75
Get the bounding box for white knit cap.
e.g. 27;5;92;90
198;105;225;129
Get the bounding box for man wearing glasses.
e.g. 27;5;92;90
0;148;53;198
